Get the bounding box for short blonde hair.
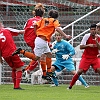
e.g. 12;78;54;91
32;3;45;16
54;31;62;36
35;3;45;10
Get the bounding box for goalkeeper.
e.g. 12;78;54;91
50;31;89;88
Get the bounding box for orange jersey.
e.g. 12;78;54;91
36;18;60;41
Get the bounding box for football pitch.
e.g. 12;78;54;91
0;84;100;100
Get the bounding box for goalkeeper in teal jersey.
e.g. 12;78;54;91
51;31;89;88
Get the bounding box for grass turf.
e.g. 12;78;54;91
0;84;100;100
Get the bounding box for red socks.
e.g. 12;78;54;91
15;71;22;88
12;70;22;88
25;60;38;71
12;70;16;88
70;74;79;87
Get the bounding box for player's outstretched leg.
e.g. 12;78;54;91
12;48;37;61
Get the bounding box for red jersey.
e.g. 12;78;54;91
24;16;42;49
0;29;18;57
82;35;100;58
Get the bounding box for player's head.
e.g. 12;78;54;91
32;3;45;17
89;24;97;36
54;31;63;42
35;3;45;10
90;24;97;29
96;24;100;35
48;10;58;19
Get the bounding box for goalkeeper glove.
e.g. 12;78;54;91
52;49;59;54
62;54;70;60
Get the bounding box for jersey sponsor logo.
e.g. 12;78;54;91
45;20;49;26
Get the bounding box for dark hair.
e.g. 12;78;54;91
48;10;58;18
35;9;44;17
90;24;97;28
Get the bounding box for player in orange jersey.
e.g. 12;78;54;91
12;9;71;79
22;3;52;81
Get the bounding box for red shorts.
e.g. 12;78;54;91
26;42;35;51
79;57;100;73
4;55;24;70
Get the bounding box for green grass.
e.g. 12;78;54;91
0;84;100;100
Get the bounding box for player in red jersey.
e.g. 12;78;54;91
67;24;100;89
22;3;52;81
24;3;44;51
12;9;71;81
0;21;24;90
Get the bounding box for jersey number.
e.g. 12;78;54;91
0;32;6;42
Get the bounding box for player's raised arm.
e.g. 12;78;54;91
5;27;25;34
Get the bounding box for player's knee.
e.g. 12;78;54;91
77;69;83;75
